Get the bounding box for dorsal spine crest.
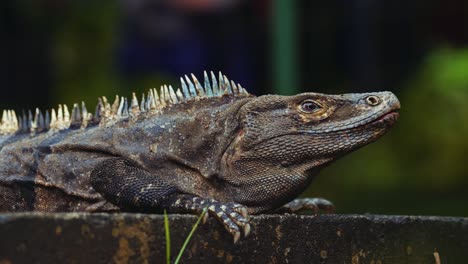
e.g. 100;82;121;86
0;71;249;136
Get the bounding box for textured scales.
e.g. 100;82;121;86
0;71;400;243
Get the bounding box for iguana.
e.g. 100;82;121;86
0;72;400;242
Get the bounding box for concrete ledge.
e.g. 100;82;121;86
0;213;467;263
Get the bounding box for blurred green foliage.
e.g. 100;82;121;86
50;1;122;105
400;48;468;189
46;1;175;106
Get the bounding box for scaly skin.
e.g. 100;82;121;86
0;73;400;242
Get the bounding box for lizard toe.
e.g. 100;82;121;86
280;197;335;214
308;198;335;214
207;204;242;242
302;202;319;214
228;202;249;218
226;210;250;237
205;202;252;241
223;202;251;237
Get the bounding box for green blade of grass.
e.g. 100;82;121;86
164;210;171;264
174;208;208;264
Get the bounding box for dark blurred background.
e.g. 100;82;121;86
1;0;467;216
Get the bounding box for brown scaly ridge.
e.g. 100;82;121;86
0;71;249;136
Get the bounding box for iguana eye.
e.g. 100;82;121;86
300;100;322;113
365;95;381;106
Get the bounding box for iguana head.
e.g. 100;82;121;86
235;91;400;165
221;91;399;210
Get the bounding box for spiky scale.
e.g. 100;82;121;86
28;110;33;130
80;102;90;128
111;95;120;115
140;93;146;112
17;115;23;132
211;71;219;95
57;105;64;125
224;75;233;94
169;85;178;103
163;85;171;103
72;103;80;123
131;92;139;114
184;75;197;97
176;88;184;101
123;97;129;117
32;109;38;131
159;87;167;107
20;111;27;131
50;109;57;130
12;110;18;128
160;86;165;103
0;111;7;135
14;111;19;131
101;97;111;118
81;102;88;120
238;84;245;94
152;88;160;107
6;110;10;126
95;98;103;122
6;110;11;124
191;73;205;97
180;77;190;99
6;110;18;133
45;110;50;129
149;90;157;110
63;104;70;126
131;93;138;108
38;109;45;131
0;113;4;134
8;110;12;124
204;71;213;97
231;80;239;94
145;92;152;111
218;71;226;94
117;98;125;117
2;111;8;134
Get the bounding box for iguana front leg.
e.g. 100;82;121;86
272;198;335;214
90;158;250;242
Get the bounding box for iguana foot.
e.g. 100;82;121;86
275;198;335;214
169;196;251;243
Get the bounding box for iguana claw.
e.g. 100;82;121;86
203;201;251;242
243;223;251;237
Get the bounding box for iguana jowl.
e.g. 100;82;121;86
0;72;400;242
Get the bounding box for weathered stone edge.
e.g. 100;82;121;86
0;213;467;263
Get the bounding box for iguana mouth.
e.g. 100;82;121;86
296;108;400;135
370;110;399;127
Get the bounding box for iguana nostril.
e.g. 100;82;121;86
365;96;381;106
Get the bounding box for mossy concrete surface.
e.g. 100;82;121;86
0;213;467;263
